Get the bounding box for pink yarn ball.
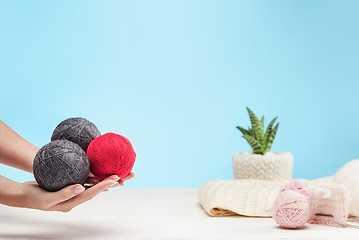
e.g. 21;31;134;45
272;190;310;229
280;181;311;198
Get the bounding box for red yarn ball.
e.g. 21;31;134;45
87;132;136;180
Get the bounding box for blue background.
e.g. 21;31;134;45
1;0;358;188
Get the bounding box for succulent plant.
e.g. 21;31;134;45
236;107;279;155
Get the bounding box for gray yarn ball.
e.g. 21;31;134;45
51;117;101;152
33;140;90;192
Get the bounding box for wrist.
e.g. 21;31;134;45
0;176;25;207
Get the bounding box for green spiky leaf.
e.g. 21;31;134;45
242;134;262;154
247;107;259;127
246;107;264;144
264;117;278;144
236;107;279;155
236;126;248;135
265;123;279;149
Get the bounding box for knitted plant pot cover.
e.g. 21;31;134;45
232;152;293;181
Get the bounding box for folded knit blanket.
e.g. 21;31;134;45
198;177;333;217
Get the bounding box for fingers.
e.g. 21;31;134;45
123;172;135;181
101;173;135;189
117;172;135;186
106;175;122;182
86;171;100;187
88;173;135;187
46;173;135;212
48;184;85;207
53;176;119;211
85;177;100;187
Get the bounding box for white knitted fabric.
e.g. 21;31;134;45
198;177;333;217
232;152;293;181
332;159;359;216
309;184;349;227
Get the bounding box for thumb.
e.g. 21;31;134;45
49;184;85;205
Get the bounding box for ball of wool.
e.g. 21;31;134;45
280;181;311;198
272;190;310;229
33;140;90;192
51;117;101;152
87;132;136;180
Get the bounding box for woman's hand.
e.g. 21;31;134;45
86;172;135;188
0;121;136;212
1;173;135;212
21;175;119;212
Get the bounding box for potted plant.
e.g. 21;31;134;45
233;107;293;180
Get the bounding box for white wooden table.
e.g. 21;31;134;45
0;188;358;239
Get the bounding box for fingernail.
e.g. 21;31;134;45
74;185;85;194
110;181;119;188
